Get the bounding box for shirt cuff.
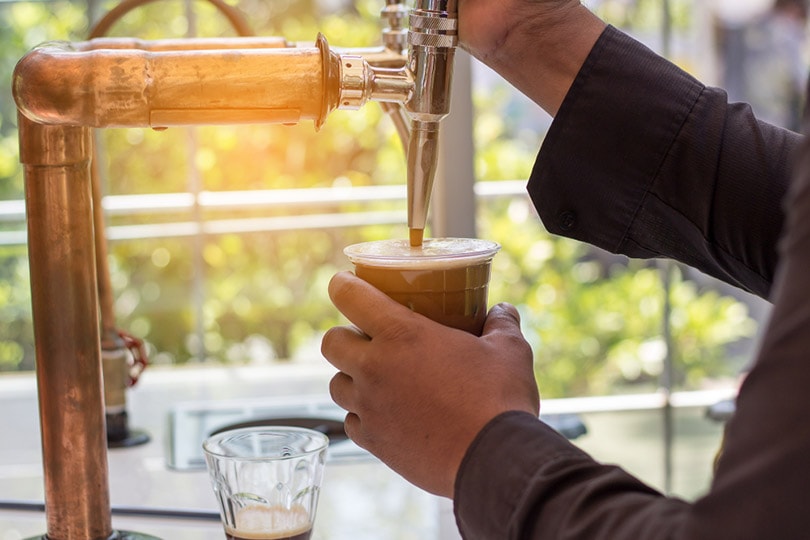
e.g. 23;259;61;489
453;411;589;539
528;25;704;257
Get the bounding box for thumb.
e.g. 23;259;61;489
481;303;522;337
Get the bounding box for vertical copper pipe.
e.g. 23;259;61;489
92;148;136;445
91;154;118;344
19;114;113;540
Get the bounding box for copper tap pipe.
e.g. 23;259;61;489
91;145;135;444
13;36;340;129
77;36;292;51
91;153;118;346
12;36;338;540
11;34;367;539
11;26;427;539
18;114;113;540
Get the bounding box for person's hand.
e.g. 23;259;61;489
321;271;539;497
457;0;606;115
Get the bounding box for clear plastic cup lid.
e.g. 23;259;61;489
344;237;500;268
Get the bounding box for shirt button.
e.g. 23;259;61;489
559;210;577;231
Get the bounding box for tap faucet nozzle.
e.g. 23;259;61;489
406;0;458;246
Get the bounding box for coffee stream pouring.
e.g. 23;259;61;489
12;1;457;538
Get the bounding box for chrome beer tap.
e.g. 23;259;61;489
16;1;457;235
403;0;457;246
332;0;459;245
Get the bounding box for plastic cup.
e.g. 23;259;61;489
343;237;501;335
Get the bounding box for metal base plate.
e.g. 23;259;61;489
108;428;151;449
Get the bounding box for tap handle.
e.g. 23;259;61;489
407;0;458;120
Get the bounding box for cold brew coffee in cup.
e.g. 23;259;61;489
344;237;501;335
202;426;328;540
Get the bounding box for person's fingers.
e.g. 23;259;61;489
327;271;416;339
481;302;522;338
343;411;363;447
328;370;355;412
481;302;538;407
321;323;368;373
481;303;525;341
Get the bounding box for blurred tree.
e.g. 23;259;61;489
0;0;89;371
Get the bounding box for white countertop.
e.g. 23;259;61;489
0;362;457;539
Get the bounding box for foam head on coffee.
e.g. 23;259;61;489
344;237;500;268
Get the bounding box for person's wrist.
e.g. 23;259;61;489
462;2;582;62
462;2;606;115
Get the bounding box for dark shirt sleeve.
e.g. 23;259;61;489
454;411;692;539
528;25;800;299
454;26;810;540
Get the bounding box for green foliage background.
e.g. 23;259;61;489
0;0;758;397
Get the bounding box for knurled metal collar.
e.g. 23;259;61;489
408;31;457;48
409;13;457;48
338;55;368;110
409;13;458;31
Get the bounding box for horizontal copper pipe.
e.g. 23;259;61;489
76;36;292;51
73;37;405;67
13;36;338;128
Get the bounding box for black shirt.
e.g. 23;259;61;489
454;25;809;539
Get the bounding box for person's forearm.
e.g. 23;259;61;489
459;2;606;116
528;27;797;298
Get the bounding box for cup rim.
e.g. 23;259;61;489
344;237;501;267
202;426;329;461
